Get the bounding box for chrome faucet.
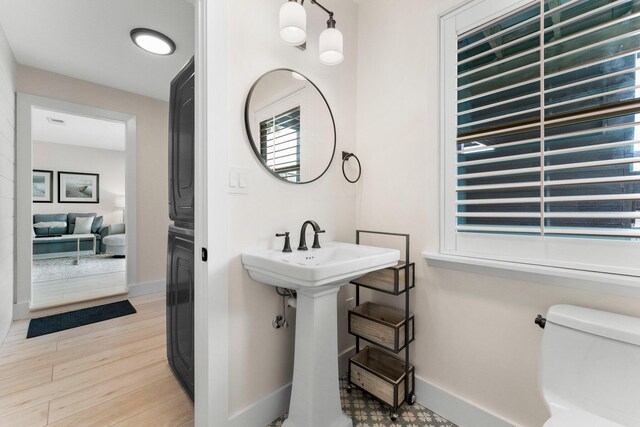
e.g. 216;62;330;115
298;220;325;251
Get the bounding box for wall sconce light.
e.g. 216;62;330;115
279;0;307;46
279;0;344;65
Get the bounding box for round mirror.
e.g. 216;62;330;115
244;69;336;184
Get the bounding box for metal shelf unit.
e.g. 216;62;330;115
347;230;416;421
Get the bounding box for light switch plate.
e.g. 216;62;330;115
229;173;238;188
228;167;249;194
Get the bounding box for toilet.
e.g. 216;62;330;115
540;305;640;427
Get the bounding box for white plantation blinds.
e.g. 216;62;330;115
456;0;640;239
260;106;301;183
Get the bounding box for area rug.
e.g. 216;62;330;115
267;377;457;427
27;300;137;338
32;255;126;283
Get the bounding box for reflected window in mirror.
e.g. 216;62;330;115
245;69;335;184
259;106;301;183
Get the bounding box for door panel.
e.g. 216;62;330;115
167;225;194;399
169;58;195;223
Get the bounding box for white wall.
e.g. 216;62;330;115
355;1;640;426
225;0;359;417
32;141;125;226
0;24;15;344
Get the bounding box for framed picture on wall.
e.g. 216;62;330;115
58;171;100;203
32;170;53;203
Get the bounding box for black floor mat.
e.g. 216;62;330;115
27;300;137;338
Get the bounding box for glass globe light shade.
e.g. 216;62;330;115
319;27;343;65
279;1;307;46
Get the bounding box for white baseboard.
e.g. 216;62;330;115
228;345;356;427
13;302;30;320
414;376;516;427
127;279;165;297
229;382;292;427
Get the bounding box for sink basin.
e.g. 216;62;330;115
242;241;400;427
242;241;400;289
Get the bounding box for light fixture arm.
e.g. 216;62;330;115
300;0;335;24
282;0;343;64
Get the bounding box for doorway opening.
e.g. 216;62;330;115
30;107;129;309
17;95;137;312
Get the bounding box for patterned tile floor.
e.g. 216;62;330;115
267;378;457;427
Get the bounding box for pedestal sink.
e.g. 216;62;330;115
242;242;400;427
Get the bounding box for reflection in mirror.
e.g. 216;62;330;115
245;69;336;184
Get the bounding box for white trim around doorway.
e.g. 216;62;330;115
192;0;231;425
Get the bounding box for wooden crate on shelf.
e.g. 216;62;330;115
349;346;415;409
349;302;414;353
350;261;415;295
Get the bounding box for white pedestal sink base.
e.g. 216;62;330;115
283;285;353;427
241;242;400;427
283;413;352;427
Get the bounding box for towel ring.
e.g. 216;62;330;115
341;151;361;183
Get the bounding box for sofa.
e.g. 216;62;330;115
102;224;126;257
32;213;116;258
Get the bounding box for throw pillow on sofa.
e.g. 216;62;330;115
68;213;97;233
91;216;104;233
33;221;67;236
74;216;95;234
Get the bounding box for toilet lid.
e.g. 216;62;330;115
544;410;625;427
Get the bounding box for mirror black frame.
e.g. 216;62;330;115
244;68;337;184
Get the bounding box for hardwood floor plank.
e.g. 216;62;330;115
0;333;55;353
0;293;191;426
0;401;49;427
48;376;184;427
48;361;172;423
0;322;164;379
0;366;52;398
115;392;193;427
0;347;166;417
6;319;29;333
56;314;164;351
0;341;58;366
52;333;165;379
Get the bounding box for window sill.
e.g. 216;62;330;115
422;252;640;299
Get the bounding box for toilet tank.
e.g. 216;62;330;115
541;305;640;426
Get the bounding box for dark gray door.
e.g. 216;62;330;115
168;58;195;225
167;225;194;399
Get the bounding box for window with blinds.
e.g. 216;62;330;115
260;106;301;183
456;0;640;240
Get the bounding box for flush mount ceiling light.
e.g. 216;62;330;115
279;0;344;66
130;28;176;56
